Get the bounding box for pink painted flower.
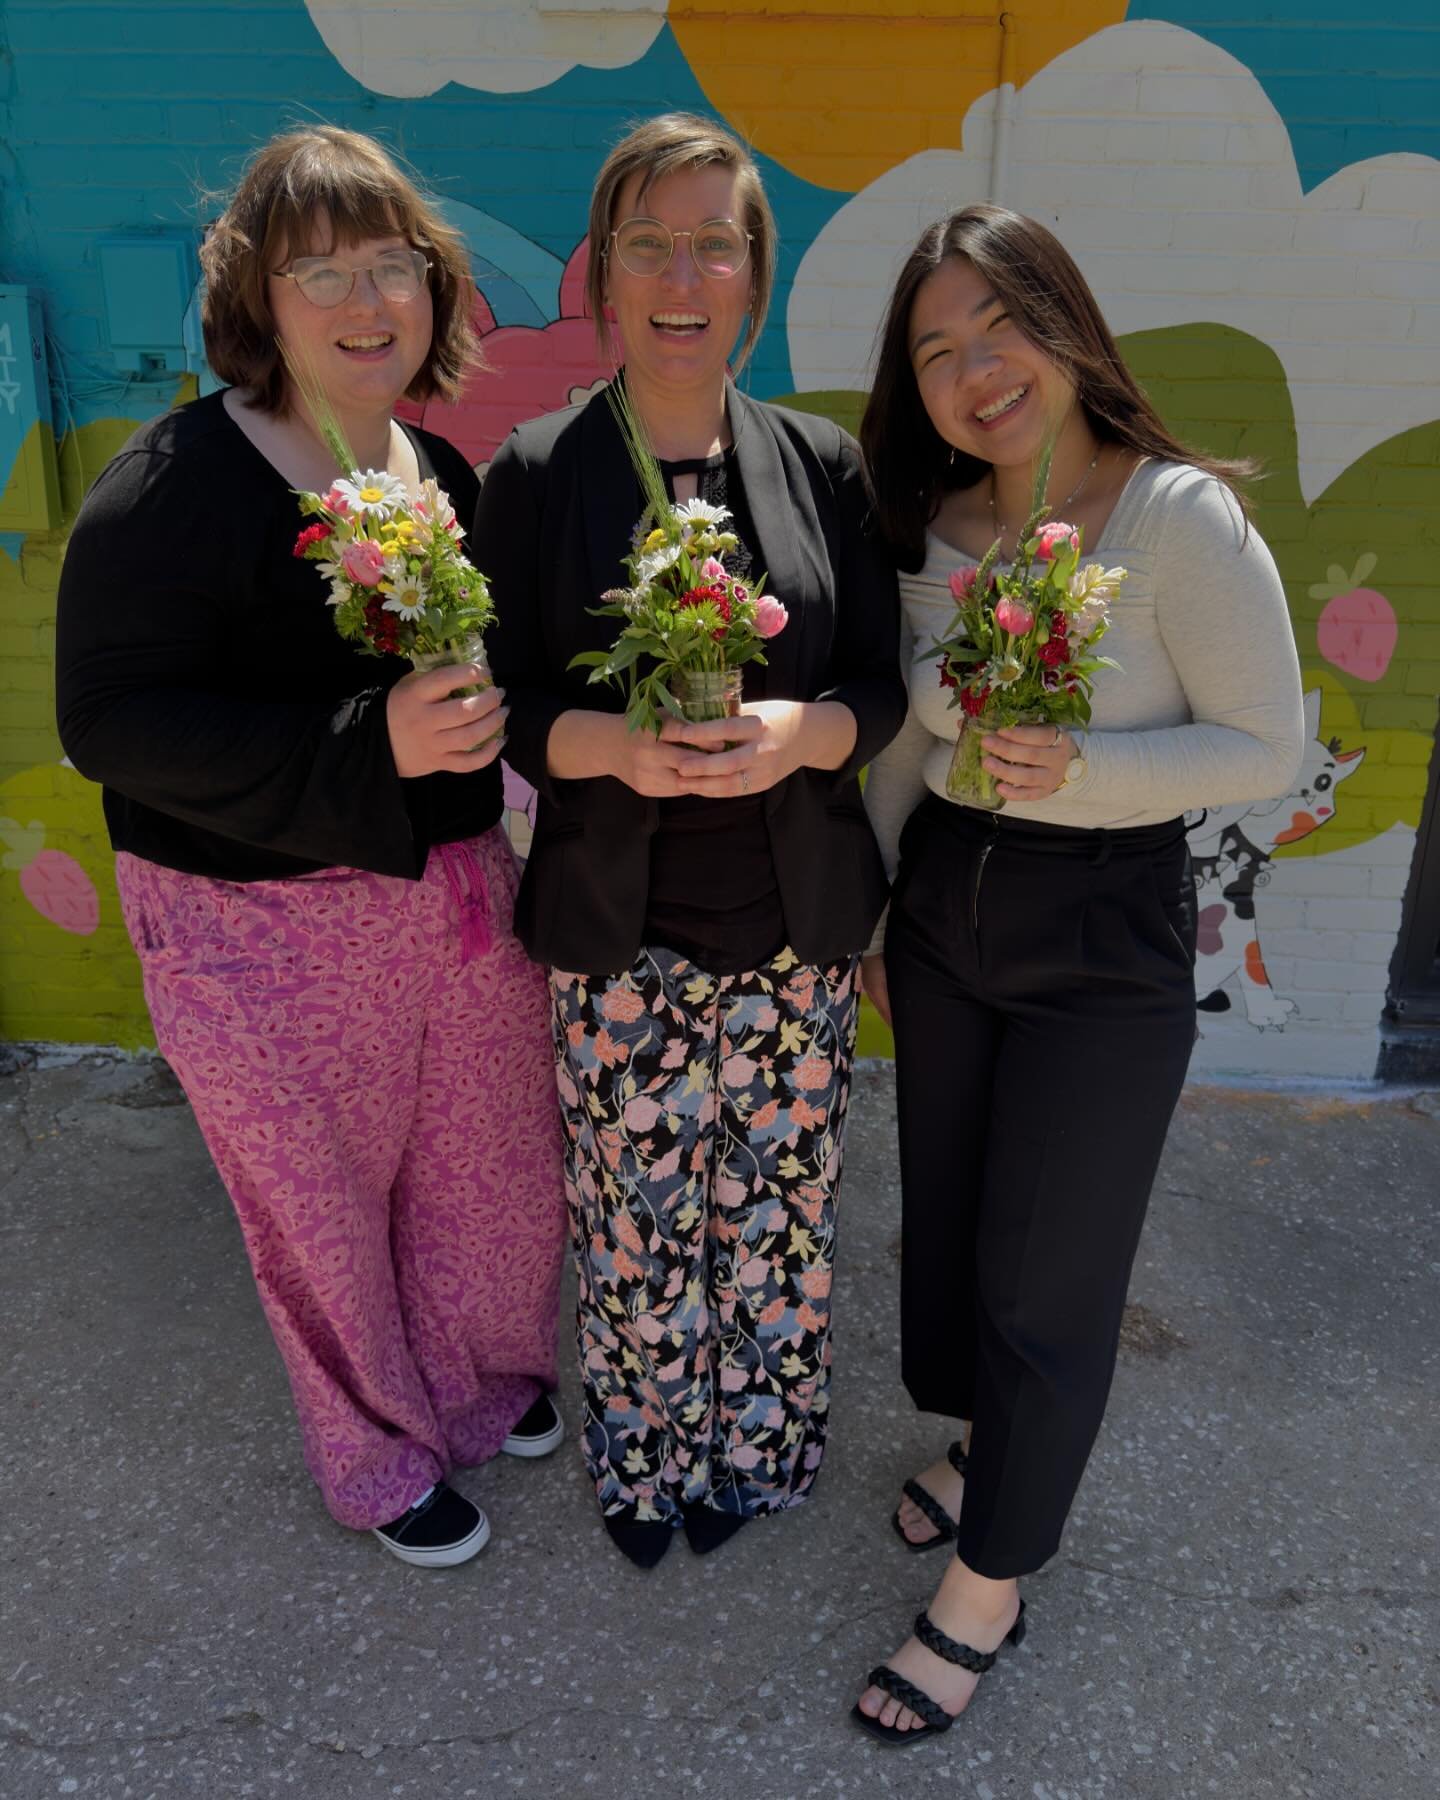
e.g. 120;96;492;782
1035;522;1080;562
994;596;1035;636
340;538;386;587
753;595;789;639
948;565;979;600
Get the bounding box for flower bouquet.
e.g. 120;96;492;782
567;384;787;736
933;446;1125;809
281;342;495;700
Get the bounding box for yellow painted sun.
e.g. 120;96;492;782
669;1;1128;190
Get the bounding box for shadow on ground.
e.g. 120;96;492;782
1;1058;1435;1798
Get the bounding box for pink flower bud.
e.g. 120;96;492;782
948;565;979;600
701;556;727;581
754;595;789;640
993;596;1035;636
1034;522;1080;562
340;538;387;588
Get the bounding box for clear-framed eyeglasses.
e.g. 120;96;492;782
608;217;754;280
272;248;432;308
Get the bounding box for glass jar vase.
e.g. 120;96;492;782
675;666;743;725
945;704;1046;811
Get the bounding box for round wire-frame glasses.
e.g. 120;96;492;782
608;217;754;280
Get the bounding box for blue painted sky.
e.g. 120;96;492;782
1130;1;1440;188
2;0;1437;439
1;1;843;433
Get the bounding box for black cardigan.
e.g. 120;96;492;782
475;381;906;975
54;391;495;881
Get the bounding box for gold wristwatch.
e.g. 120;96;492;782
1058;735;1087;791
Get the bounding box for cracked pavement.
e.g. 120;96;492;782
1;1054;1436;1798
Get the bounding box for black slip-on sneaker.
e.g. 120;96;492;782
371;1483;490;1567
500;1392;564;1459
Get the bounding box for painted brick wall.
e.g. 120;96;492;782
2;2;1437;1079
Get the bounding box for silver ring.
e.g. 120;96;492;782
740;769;751;795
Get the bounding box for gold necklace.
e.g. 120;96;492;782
989;445;1102;542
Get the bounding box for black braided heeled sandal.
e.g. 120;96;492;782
890;1440;968;1552
850;1599;1026;1747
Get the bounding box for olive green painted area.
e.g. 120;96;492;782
769;388;866;440
1121;323;1440;862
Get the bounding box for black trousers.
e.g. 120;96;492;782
885;795;1197;1579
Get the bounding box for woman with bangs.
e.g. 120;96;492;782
56;126;568;1568
474;114;905;1569
850;205;1303;1744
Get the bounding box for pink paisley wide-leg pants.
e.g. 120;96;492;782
116;828;567;1530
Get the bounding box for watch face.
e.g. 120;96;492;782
1065;755;1087;783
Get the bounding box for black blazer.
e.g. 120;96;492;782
474;380;905;975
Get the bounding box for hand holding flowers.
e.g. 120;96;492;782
568;382;788;741
933;445;1126;808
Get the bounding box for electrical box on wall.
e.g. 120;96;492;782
0;285;63;533
96;233;197;375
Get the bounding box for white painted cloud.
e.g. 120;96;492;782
787;21;1440;503
304;0;666;97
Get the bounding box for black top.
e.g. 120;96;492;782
54;390;496;882
644;444;782;974
476;378;906;977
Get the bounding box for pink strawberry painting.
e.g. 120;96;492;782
1310;553;1397;683
0;817;100;935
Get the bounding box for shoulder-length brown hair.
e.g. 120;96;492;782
584;112;777;375
860;204;1254;570
200;125;479;415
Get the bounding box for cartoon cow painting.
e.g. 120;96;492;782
1184;689;1365;1029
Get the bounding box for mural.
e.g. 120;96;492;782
1;0;1437;1080
1186;692;1366;1031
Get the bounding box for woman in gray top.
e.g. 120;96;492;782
850;205;1305;1746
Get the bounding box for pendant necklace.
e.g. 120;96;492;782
989;445;1102;544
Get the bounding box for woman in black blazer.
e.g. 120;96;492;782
475;113;905;1568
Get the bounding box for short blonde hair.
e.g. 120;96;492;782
201;125;479;414
585;113;777;374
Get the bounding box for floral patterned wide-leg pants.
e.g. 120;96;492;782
549;946;860;1524
116;830;568;1531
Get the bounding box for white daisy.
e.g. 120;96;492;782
381;565;429;622
636;541;685;582
674;497;731;528
334;468;409;518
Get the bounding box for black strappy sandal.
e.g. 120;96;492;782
850;1600;1026;1747
890;1440;968;1552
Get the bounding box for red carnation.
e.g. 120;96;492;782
678;582;732;640
1038;638;1070;667
1048;609;1069;636
937;657;958;690
293;522;331;558
959;683;992;717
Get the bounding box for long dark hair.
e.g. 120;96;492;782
859;205;1253;570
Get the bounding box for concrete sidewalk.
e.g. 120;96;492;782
1;1054;1435;1799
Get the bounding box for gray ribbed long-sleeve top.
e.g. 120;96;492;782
863;458;1306;950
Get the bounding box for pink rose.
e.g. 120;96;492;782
340;538;386;587
753;595;789;639
948;565;979;600
322;484;351;515
1034;522;1079;562
994;596;1035;636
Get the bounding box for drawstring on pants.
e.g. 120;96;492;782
438;839;492;965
